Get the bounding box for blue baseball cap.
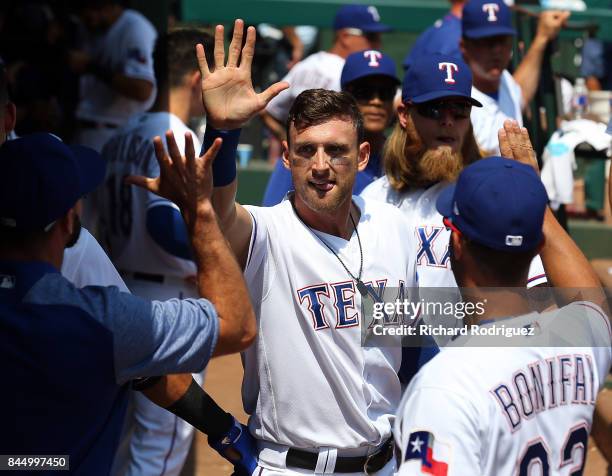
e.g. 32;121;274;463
436;157;548;252
462;0;516;39
402;53;482;106
333;5;392;33
0;133;106;231
341;50;400;88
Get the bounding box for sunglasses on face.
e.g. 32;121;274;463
416;100;472;120
347;85;396;102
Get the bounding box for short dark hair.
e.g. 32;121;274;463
286;89;364;145
463;238;537;285
153;28;213;90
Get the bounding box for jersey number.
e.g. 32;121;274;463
518;423;588;476
105;173;133;238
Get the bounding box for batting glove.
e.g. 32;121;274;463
209;417;258;476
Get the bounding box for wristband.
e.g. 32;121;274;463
165;377;233;439
203;125;241;187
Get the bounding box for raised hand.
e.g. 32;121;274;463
498;119;540;174
196;19;289;130
125;132;222;226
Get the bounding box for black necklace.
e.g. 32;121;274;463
293;202;368;297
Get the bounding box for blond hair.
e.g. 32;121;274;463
383;113;482;191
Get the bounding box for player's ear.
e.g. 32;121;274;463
397;102;409;129
281;140;291;170
451;232;464;260
189;70;201;88
357;141;370;172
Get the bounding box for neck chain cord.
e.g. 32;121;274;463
293;204;368;296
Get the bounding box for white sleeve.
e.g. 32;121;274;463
526;254;547;288
395;385;482;476
243;206;275;299
121;17;156;82
62;228;130;292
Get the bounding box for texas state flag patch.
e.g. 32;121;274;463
404;431;450;476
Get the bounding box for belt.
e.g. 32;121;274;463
285;437;394;474
123;271;165;284
78;119;119;129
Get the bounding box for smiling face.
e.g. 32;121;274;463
283;118;369;215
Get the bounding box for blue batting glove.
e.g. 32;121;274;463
209;417;258;476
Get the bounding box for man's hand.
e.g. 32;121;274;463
535;10;570;43
125;132;222;227
498;119;539;173
196;19;289;130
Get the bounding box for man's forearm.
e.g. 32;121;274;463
513;36;548;109
540;208;605;307
189;204;256;355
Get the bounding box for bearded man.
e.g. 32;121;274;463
361;54;547;290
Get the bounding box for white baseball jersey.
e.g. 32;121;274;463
394;301;611;476
99;112;200;281
265;51;345;122
360;177;547;288
470;70;523;156
242;196;418;460
76;9;156;126
62;227;129;292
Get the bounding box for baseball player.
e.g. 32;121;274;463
0;132;255;474
261;4;391;141
394;153;611;475
168;20;420;474
402;0;465;72
97;29;214;476
263;49;399;206
460;0;569;154
361;55;548;352
70;0;157;153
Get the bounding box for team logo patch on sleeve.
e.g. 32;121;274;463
404;431;450;476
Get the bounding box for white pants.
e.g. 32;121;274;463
111;276;201;476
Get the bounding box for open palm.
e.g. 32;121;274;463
197;20;289;130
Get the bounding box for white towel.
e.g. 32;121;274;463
541;119;611;209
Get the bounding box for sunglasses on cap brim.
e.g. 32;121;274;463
413;100;472;120
346;84;396;102
443;217;463;236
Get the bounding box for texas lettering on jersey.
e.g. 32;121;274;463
416;225;450;268
296;279;406;330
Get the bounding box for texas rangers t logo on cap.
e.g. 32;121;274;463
439;62;459;84
482;3;500;21
367;5;381;21
364;50;382;67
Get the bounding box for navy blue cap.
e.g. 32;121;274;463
333;5;392;33
402;53;482;106
462;0;516;39
0;133;106;231
436;157;548;252
341;50;400;88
